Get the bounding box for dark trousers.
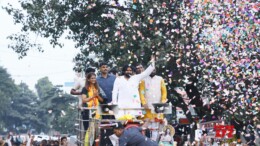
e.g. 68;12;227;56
81;110;89;131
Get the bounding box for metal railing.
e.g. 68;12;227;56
75;107;166;146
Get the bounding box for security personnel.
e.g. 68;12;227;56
113;122;158;146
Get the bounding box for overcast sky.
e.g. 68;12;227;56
0;0;79;92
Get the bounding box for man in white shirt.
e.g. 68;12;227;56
139;69;167;141
139;69;168;115
112;56;155;118
70;68;95;109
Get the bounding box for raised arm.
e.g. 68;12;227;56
136;56;155;81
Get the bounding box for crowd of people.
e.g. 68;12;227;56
0;134;69;146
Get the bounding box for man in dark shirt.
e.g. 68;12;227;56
113;122;158;146
97;62;116;103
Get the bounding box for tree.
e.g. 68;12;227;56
0;67;18;133
0;67;43;134
6;82;42;133
2;1;201;128
0;68;78;134
3;0;190;71
4;0;259;131
48;93;77;134
38;85;77;134
35;77;53;98
35;77;77;133
4;0;199;93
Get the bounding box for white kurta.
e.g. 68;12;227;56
142;75;164;109
112;63;155;118
73;77;85;108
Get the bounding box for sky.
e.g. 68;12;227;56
0;0;79;92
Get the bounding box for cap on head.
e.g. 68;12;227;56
114;122;124;129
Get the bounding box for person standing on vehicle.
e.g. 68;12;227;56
97;62;116;104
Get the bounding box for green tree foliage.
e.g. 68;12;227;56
0;72;77;134
47;93;77;134
0;66;17;102
0;67;18;133
2;1;194;84
4;0;259;128
5;83;43;133
35;77;53;98
2;0;207;124
35;78;77;133
0;67;44;134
